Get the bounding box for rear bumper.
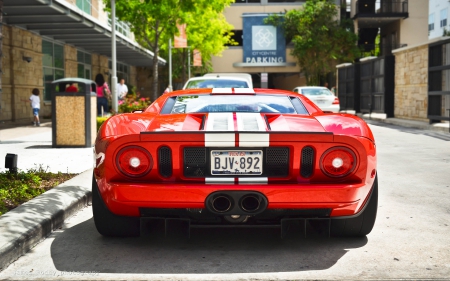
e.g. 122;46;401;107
99;180;374;218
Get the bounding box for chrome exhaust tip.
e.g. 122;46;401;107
212;195;232;213
240;195;261;212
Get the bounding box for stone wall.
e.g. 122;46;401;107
393;44;429;121
91;54;109;82
1;26;43;123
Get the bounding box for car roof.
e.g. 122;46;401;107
185;76;248;82
294;86;327;89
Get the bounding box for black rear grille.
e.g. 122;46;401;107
158;146;172;178
265;147;289;177
184;147;207;177
300;146;314;178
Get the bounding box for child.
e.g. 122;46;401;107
29;88;41;126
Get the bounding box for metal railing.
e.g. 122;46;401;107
356;0;408;15
68;0;132;39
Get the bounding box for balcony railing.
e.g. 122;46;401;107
69;0;132;39
356;0;408;15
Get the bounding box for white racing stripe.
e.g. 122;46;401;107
205;177;235;183
205;133;235;147
239;133;269;147
205;112;234;131
236;113;266;131
211;88;233;94
238;177;268;183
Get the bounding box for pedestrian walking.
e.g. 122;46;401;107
95;73;111;116
29;88;41;126
117;78;128;101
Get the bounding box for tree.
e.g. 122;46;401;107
265;0;360;86
0;0;3;113
104;0;234;101
159;3;236;87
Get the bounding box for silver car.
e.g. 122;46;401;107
293;86;340;113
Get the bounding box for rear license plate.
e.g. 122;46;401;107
211;150;263;175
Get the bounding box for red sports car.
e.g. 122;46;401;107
92;88;377;237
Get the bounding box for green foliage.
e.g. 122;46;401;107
265;0;360;85
97;116;109;131
118;92;152;113
104;0;234;100
0;166;77;216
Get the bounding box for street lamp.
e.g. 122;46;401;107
111;0;118;113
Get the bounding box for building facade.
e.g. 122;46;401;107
1;0;164;124
429;0;450;39
210;0;341;91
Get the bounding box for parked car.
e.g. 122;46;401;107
202;73;253;88
93;87;377;238
293;86;340;113
182;73;252;89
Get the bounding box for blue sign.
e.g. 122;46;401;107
243;14;286;64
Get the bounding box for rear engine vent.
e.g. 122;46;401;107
158;146;172;178
184;147;207;177
301;146;315;178
266;147;289;177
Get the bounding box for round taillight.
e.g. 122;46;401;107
116;146;153;177
320;147;356;177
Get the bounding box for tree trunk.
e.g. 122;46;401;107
0;0;3;113
181;48;186;85
151;45;160;102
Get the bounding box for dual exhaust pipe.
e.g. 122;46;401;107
206;191;268;215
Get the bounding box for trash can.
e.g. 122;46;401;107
51;78;97;148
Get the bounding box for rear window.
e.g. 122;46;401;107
164;95;306;114
301;88;333;96
185;79;248;89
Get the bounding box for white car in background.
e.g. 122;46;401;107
182;73;253;89
293;86;340;113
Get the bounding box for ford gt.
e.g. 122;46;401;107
92;88;377;238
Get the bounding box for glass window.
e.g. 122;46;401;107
429;14;435;31
110;61;130;83
168;95;297;114
42;40;65;101
76;0;91;15
440;9;447;28
77;50;92;79
299;88;334;96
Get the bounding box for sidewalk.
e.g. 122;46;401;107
343;111;450;133
0;121;94;173
0;122;93;271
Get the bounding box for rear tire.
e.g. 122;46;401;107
331;176;378;237
92;174;140;237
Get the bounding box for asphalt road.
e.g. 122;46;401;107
0;123;450;280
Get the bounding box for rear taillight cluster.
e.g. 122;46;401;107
332;97;340;105
116;146;153;177
319;147;356;177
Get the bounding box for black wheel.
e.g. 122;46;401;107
92;174;140;237
331;176;378;237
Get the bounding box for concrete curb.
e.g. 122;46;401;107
0;169;93;271
358;115;450;133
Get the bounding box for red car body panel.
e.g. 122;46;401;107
94;88;376;221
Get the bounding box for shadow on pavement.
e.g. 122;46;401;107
50;218;367;274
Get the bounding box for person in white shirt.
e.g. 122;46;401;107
29;88;41;126
117;78;128;101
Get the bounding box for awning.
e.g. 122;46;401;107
3;0;166;67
